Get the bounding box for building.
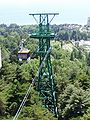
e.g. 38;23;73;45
0;48;2;69
79;40;90;46
87;17;90;27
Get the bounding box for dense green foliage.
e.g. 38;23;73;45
0;24;90;120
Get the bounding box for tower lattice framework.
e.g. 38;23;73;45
29;13;59;117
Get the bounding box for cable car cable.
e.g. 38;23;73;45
13;47;51;120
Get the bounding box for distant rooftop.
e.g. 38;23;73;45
79;40;90;46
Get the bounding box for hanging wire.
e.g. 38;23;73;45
13;47;51;120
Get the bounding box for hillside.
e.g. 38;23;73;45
0;24;90;120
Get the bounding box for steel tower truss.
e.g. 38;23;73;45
29;13;59;117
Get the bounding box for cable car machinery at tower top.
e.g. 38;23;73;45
13;13;59;120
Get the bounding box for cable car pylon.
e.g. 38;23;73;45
29;13;59;117
13;13;59;120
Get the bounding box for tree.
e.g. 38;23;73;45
1;61;17;83
70;52;74;61
58;84;90;120
64;32;69;41
71;31;77;41
87;52;90;66
6;80;29;116
0;99;5;117
78;50;83;59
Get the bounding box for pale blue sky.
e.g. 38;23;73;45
0;0;90;25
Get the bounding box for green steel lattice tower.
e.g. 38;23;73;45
29;13;59;117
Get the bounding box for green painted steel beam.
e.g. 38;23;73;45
29;13;59;118
29;13;59;15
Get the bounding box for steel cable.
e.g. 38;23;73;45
13;47;51;120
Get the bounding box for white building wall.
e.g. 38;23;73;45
0;48;2;69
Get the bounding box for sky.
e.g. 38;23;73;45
0;0;90;25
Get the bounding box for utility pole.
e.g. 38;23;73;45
29;13;59;117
